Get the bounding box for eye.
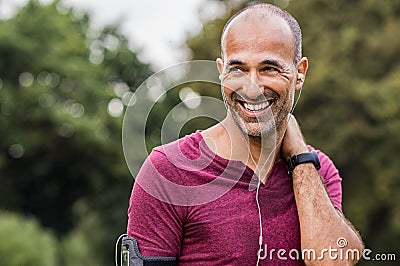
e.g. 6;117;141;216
228;66;241;72
260;66;279;73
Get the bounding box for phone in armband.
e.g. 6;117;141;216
121;243;130;266
121;236;177;266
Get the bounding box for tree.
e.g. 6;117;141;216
186;0;400;264
0;0;152;264
0;211;57;266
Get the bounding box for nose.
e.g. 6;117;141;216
242;71;264;100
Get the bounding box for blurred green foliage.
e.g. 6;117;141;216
0;0;152;264
187;0;400;264
0;211;57;266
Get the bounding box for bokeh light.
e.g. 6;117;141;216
18;72;34;87
107;98;124;117
9;144;24;158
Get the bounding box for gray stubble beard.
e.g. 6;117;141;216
228;107;276;138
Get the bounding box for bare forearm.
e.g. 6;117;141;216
281;115;363;265
292;163;364;265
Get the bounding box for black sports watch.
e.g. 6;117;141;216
287;150;321;175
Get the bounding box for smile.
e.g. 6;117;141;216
235;99;274;118
243;101;271;111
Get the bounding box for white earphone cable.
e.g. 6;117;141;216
220;68;304;265
115;233;128;266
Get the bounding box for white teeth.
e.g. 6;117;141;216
243;101;270;111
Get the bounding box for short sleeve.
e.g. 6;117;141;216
127;150;187;257
315;149;343;212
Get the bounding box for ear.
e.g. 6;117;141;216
295;57;308;90
216;58;224;80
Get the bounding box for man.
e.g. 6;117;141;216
126;3;363;265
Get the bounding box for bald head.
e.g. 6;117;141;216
221;4;302;64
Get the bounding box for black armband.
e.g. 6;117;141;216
121;236;177;266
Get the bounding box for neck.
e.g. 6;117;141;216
222;117;282;181
247;132;281;182
201;116;284;183
247;135;281;162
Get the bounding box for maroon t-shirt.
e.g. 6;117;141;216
127;131;342;265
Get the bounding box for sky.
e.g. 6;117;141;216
0;0;227;70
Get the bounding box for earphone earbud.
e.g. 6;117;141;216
297;73;304;82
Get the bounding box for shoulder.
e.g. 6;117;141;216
133;131;204;206
138;131;203;183
151;130;203;164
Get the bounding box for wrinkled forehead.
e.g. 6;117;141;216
221;10;295;56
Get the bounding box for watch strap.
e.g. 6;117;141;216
287;150;321;175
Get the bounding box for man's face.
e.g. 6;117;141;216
218;14;305;137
